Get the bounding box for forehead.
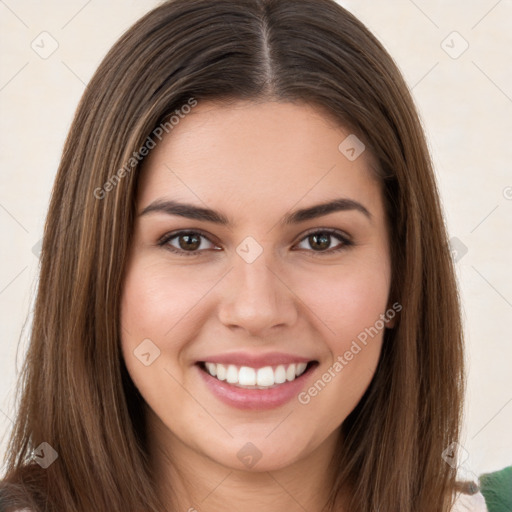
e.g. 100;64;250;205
136;100;382;221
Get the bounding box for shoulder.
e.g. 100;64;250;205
451;490;488;512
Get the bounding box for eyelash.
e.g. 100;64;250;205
157;228;353;257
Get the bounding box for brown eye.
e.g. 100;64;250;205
159;230;217;256
295;229;352;255
176;233;201;251
308;232;331;251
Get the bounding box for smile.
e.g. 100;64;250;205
199;361;311;389
195;353;319;409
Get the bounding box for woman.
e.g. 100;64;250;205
0;0;482;510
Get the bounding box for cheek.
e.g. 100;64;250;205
294;263;390;429
119;258;224;399
293;256;391;344
119;260;206;413
119;262;189;397
120;260;206;343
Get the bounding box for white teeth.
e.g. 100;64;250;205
274;365;286;384
205;362;217;377
202;361;310;388
216;363;227;381
256;366;275;387
238;366;256;386
296;362;307;376
286;363;296;381
226;365;238;384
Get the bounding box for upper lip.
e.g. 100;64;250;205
197;351;316;368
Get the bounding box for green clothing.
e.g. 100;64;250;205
479;465;512;512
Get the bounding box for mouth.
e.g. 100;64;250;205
196;360;319;389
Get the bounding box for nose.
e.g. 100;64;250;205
217;250;298;337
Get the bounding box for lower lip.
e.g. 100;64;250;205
196;363;318;410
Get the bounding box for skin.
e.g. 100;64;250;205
120;99;394;512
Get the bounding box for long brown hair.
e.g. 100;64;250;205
0;1;466;510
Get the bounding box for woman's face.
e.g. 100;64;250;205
120;100;393;473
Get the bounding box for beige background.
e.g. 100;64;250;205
1;0;511;481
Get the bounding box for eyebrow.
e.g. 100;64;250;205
138;197;372;225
